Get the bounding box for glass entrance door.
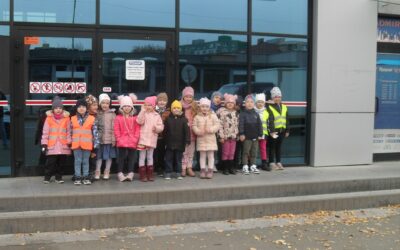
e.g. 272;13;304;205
99;32;174;100
13;29;94;176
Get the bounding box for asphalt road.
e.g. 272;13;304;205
1;206;399;250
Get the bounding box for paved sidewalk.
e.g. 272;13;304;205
0;161;399;198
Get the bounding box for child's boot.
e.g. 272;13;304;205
186;167;196;177
139;166;148;182
228;160;236;175
222;161;229;175
206;168;213;179
181;166;187;177
147;165;154;181
117;172;126;182
103;169;110;180
200;169;207;179
94;170;101;180
126;172;134;181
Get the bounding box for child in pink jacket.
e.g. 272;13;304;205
114;94;140;182
137;96;164;182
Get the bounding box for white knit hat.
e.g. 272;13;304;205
255;93;266;102
99;93;111;104
199;97;211;107
270;87;282;98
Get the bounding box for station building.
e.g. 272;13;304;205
0;0;397;177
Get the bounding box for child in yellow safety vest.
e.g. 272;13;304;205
71;99;99;185
267;87;289;171
254;93;270;171
41;96;72;184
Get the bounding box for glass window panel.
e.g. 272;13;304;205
180;32;247;98
181;0;247;31
102;39;167;99
24;37;92;169
0;25;10;175
101;0;175;28
0;0;10;21
14;0;95;24
252;36;308;164
252;0;308;35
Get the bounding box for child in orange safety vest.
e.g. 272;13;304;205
71;98;99;185
41;96;72;184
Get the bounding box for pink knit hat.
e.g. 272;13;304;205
144;96;157;108
199;97;211;107
118;93;137;108
182;86;194;97
223;93;237;104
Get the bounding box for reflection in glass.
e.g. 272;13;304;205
180;0;247;31
252;36;308;164
102;39;167;99
24;37;92;168
101;0;174;27
179;32;247;98
14;0;95;24
0;26;10;175
0;0;10;21
252;0;308;35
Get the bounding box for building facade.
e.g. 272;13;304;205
0;0;395;177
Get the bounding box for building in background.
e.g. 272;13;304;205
0;0;396;177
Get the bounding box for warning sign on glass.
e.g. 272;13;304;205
126;60;145;80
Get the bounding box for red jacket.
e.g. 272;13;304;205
114;114;140;149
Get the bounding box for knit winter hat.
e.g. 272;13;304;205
171;100;182;110
75;98;87;109
223;93;237;104
99;93;111;104
199;97;211;107
157;92;168;103
182;86;194;97
244;94;255;102
144;96;157;108
52;96;63;109
270;87;282;98
255;93;266;102
118;94;135;108
211;91;222;101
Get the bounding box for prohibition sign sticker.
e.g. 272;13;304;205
41;82;53;93
75;82;87;94
63;82;76;94
53;82;64;94
29;82;41;94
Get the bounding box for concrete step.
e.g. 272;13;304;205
1;189;399;234
1;176;400;212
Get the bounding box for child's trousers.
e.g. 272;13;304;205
44;154;66;181
139;148;154;166
182;141;195;170
258;138;268;161
199;151;215;170
221;139;236;160
117;147;136;173
165;149;183;174
268;132;285;163
73;149;91;178
242;139;258;166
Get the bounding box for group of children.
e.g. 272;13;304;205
40;86;288;185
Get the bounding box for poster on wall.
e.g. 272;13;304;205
378;18;400;43
126;60;145;80
374;53;400;153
